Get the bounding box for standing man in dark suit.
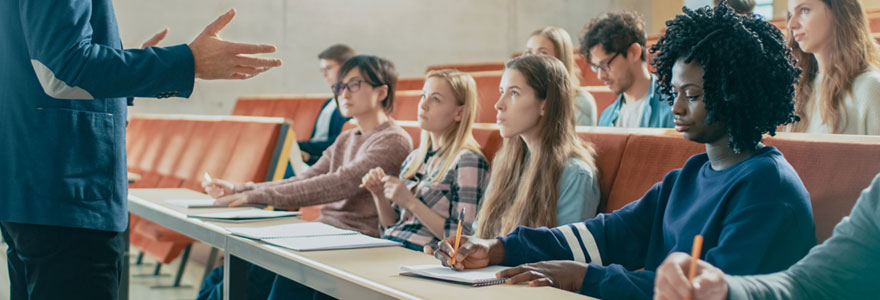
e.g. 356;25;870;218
0;2;282;298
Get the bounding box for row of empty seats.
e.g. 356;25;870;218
126;114;295;286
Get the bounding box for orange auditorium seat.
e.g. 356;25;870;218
391;91;421;122
426;61;505;73
397;77;425;91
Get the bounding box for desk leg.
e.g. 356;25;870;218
120;225;130;300
223;253;247;300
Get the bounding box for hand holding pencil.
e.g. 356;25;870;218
653;235;728;300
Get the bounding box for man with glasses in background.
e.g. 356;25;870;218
581;12;674;128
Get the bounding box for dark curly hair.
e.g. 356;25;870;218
580;11;647;62
650;2;801;153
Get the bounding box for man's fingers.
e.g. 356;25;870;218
142;28;169;48
204;9;236;37
230;42;277;54
235;55;283;69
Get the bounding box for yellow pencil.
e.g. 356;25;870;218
450;207;465;265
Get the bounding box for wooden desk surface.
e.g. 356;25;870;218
129;188;594;300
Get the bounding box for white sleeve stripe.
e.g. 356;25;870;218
557;225;586;263
574;222;602;266
31;60;94;100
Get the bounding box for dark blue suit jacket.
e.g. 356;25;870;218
0;0;195;232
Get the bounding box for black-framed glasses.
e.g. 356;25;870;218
589;53;620;74
332;79;374;97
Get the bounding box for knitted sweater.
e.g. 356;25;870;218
243;121;412;236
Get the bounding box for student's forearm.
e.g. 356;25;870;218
372;194;399;227
404;199;448;239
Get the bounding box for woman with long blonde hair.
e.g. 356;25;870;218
787;0;880;134
362;69;490;251
474;55;600;238
526;26;599;126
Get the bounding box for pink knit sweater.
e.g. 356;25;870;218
242;121;412;237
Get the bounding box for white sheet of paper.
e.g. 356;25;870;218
187;209;300;220
266;234;400;251
226;222;357;239
165;199;219;208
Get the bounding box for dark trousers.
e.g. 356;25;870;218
0;222;124;300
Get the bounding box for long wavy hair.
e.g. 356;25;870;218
401;69;482;183
789;0;880;132
475;55;597;238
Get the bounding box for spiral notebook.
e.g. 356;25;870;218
399;265;509;287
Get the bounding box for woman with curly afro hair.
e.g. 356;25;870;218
425;4;816;300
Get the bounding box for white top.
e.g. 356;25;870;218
803;70;880;135
616;97;647;128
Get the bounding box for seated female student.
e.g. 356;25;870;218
654;173;880;300
199;55;412;300
474;54;600;240
428;5;817;299
786;0;880;135
525;26;599;126
361;69;490;251
206;54;412;235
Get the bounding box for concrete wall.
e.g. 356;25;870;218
116;0;620;115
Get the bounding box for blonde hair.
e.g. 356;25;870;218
530;26;583;96
789;0;880;133
401;69;482;183
475;55;598;238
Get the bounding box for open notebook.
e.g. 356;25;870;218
265;234;400;251
226;222;358;239
399;265;509;287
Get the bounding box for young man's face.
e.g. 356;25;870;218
589;45;634;95
319;59;341;86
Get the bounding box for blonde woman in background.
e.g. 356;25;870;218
526;26;599;126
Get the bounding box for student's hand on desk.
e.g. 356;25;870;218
202;178;236;199
654;252;727;300
382;176;415;208
214;193;251;207
361;167;386;196
498;261;588;292
189;9;282;80
427;236;501;271
301;152;310;162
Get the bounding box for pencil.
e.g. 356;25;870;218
450;207;466;265
685;234;704;300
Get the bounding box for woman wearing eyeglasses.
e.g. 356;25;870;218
205;55;413;238
361;69;490;252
